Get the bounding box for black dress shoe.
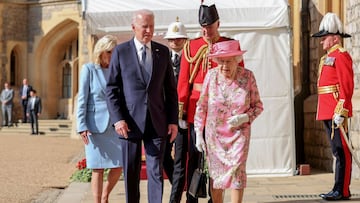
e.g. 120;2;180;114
320;190;334;199
324;190;342;201
342;194;351;200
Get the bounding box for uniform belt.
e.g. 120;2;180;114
193;83;202;92
318;84;339;94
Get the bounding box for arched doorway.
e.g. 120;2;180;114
8;45;26;122
32;19;79;119
58;42;79;119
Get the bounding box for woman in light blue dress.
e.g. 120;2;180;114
77;35;122;203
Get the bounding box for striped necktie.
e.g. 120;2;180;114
141;45;151;81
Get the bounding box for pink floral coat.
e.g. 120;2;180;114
194;66;263;189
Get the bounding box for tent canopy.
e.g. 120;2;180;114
83;0;296;176
84;0;289;34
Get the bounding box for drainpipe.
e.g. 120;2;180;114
294;0;310;165
78;0;86;19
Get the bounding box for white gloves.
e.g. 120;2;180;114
178;119;188;129
195;132;206;152
227;114;249;128
333;114;344;125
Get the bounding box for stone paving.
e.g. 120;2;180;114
57;170;360;203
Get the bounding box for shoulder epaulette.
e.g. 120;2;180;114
183;41;208;63
338;46;347;53
183;39;209;84
328;44;346;54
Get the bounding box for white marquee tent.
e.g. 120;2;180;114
83;0;295;176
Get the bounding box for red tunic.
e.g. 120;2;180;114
316;44;354;120
177;36;231;123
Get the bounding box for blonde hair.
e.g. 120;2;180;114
93;35;117;65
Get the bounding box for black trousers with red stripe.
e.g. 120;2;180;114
323;120;352;197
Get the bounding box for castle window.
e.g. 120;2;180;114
10;50;16;86
62;63;71;98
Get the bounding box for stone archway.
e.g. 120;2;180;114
5;44;25;87
33;19;79;119
6;44;27;123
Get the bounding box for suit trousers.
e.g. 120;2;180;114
163;136;174;183
120;113;166;203
186;124;201;203
170;127;188;203
323;120;352;197
186;124;213;203
22;99;28;123
29;110;39;134
1;104;12;125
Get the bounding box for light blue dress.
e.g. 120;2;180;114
77;63;123;169
85;123;123;169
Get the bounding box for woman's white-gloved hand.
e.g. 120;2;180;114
333;113;344;125
226;113;249;128
195;132;206;152
178;119;188;129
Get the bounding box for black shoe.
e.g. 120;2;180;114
320;191;334;199
323;190;343;201
342;194;351;200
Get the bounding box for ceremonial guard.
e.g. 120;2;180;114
163;18;189;203
312;13;354;201
177;3;232;203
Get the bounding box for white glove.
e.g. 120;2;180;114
227;114;249;128
178;119;188;129
195;132;206;152
333;114;344;125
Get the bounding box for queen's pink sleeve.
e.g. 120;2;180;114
194;71;211;134
247;71;264;123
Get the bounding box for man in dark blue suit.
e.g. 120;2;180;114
26;89;41;135
19;78;32;123
105;9;178;203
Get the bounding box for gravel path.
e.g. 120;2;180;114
0;133;83;203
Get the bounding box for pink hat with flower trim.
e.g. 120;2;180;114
208;40;246;58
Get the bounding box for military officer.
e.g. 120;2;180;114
177;3;232;203
312;12;354;201
163;18;188;203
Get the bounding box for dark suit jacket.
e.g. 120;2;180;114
19;85;33;100
26;96;42;114
106;38;178;139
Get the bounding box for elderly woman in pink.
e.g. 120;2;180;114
194;40;263;203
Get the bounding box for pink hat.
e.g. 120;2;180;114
208;40;246;58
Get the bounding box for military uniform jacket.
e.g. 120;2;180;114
177;36;231;123
317;44;354;120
